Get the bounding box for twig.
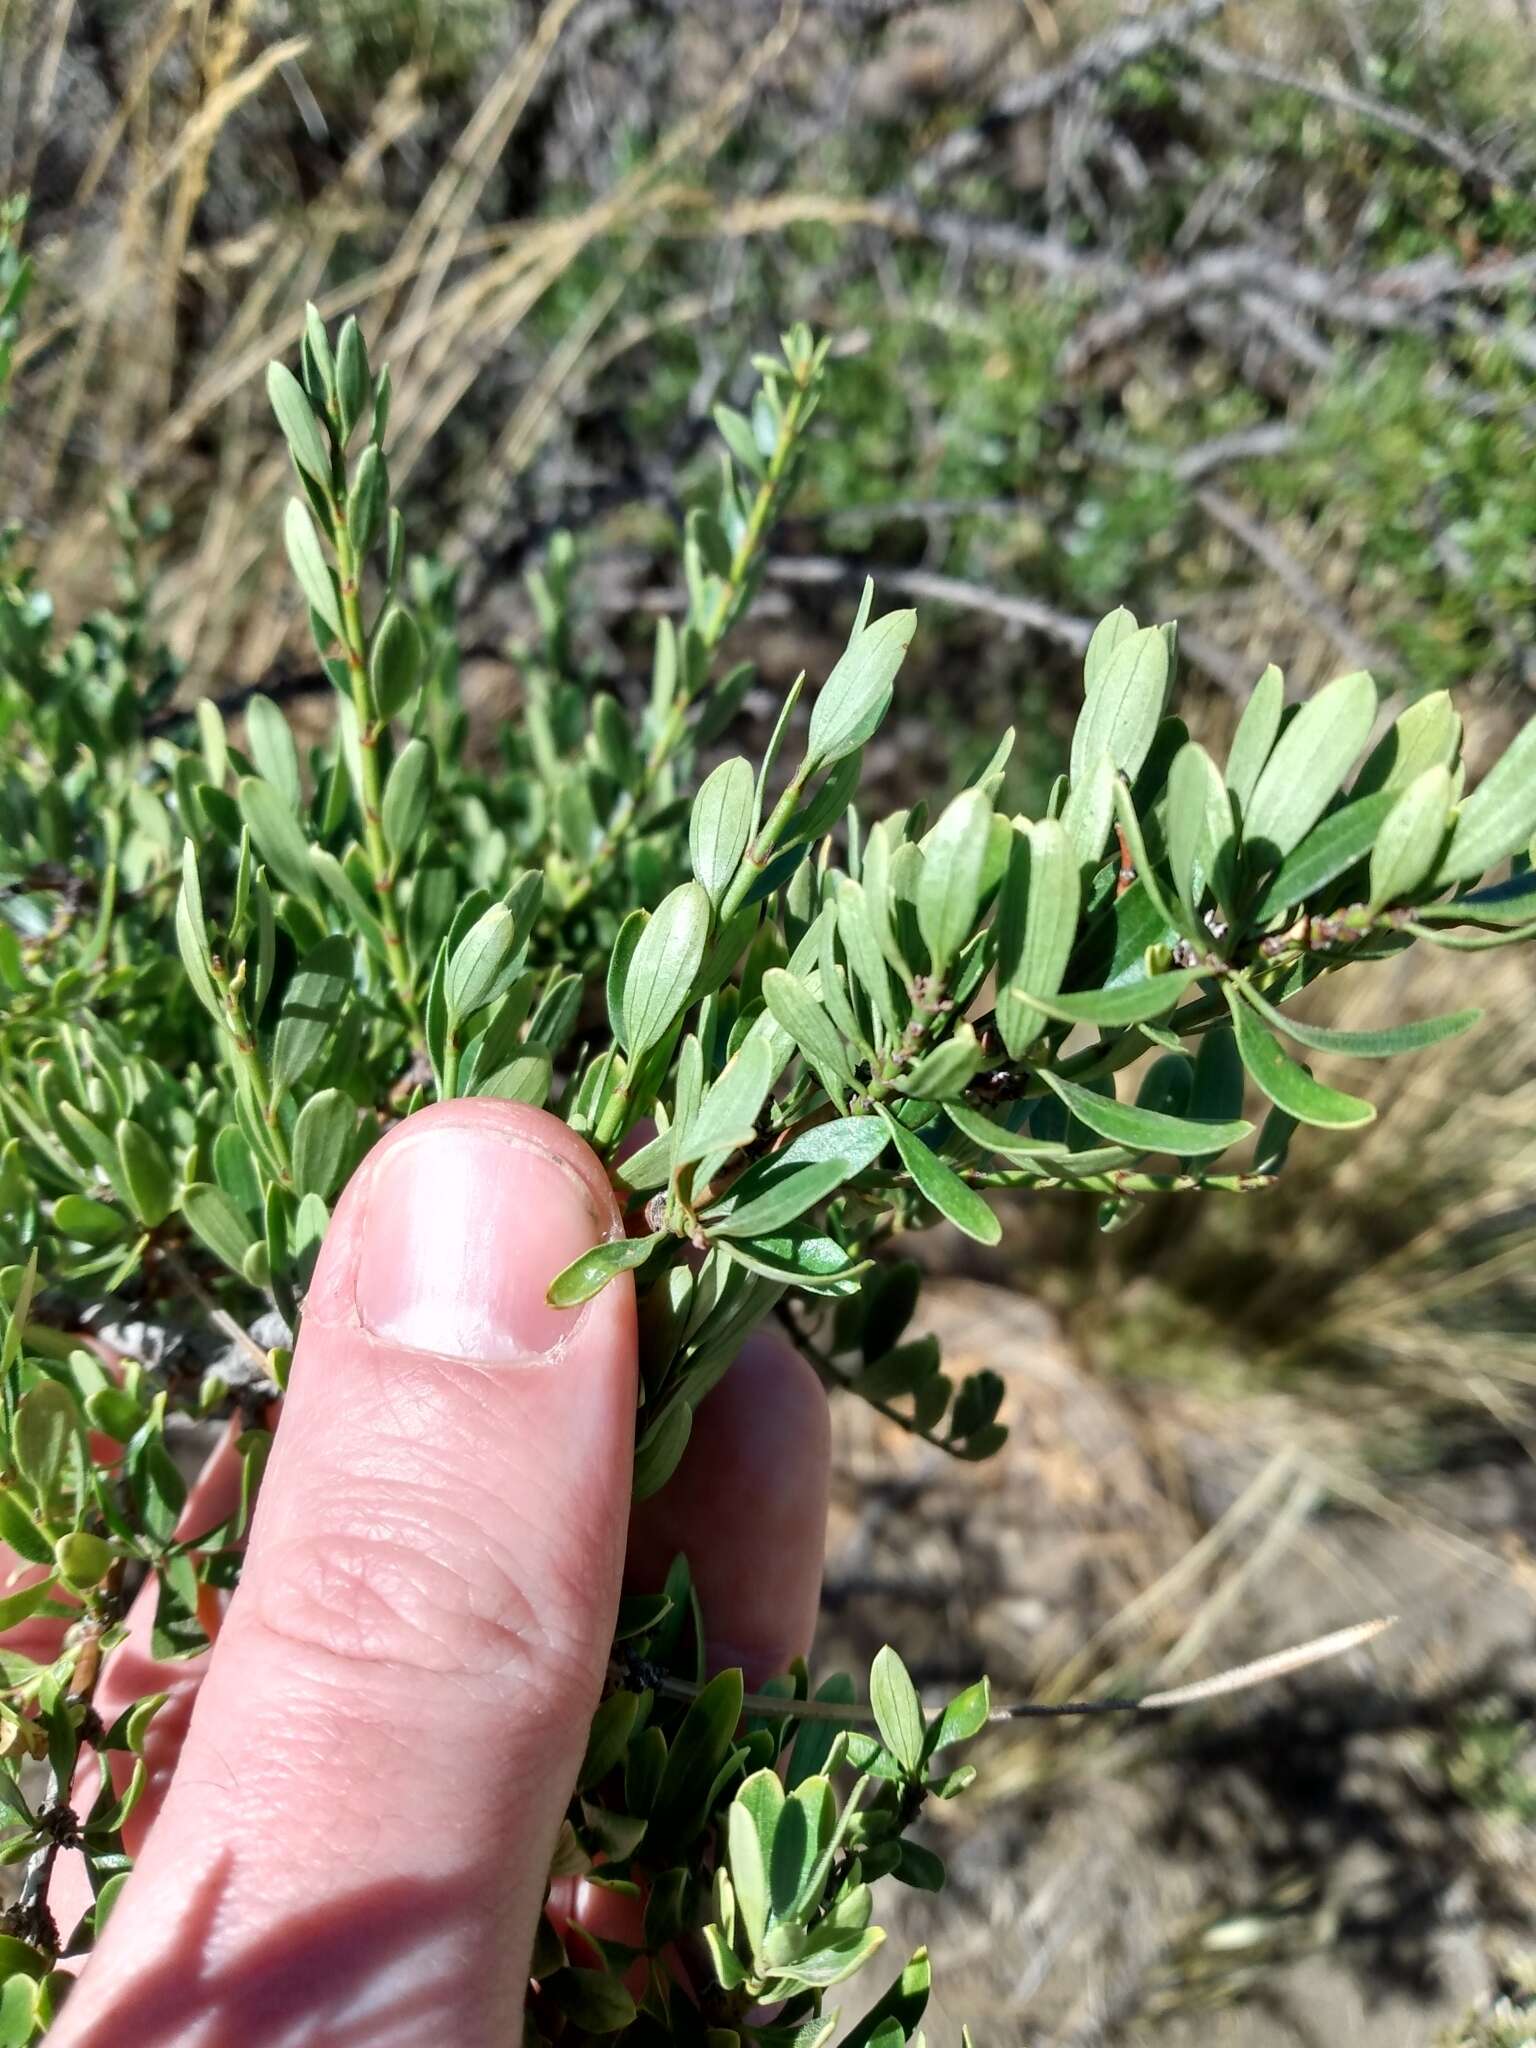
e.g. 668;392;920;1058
1188;38;1516;189
622;1617;1397;1728
1192;486;1394;678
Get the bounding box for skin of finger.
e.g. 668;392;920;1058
49;1103;637;2048
47;1419;259;1946
626;1326;831;1685
559;1327;831;1963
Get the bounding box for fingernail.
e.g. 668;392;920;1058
350;1123;608;1362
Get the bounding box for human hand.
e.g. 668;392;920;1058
44;1101;831;2047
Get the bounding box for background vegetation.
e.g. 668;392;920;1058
3;1;1535;2040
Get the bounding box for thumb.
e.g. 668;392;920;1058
54;1101;636;2048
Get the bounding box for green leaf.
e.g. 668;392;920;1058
674;1038;774;1173
1355;688;1461;798
446;904;523;1021
115;1120;174;1228
869;1645;925;1774
238;776;319;899
944;1102;1066;1162
53;1193;129;1245
995;818;1077;1058
1225;663;1284;813
714;402;767;478
708;1158;858;1240
805;605;916;769
917;789;993;974
1025;966;1205;1027
1237;978;1479;1059
722;1230;868;1293
1167;740;1235;923
334;315;370;441
0;1492;52;1566
245;693;302;812
473;1051;552;1106
1043;1073;1251;1157
878;1110;999;1246
175;841;221;1022
894;1842;946;1892
291;1088;355;1200
690;757;755;907
547;1233;662;1308
548;1970;635;2035
1083;606;1138;689
841;1948;932;2048
1242;669;1377;862
266;361;332;487
347;442;387;554
1368;765;1453;911
381;737;436;863
1070;625;1169;786
1433;713;1536;886
1061;750;1116;871
929;1679;990;1753
727;1768;782;1959
181;1183;258;1270
896;1024;984;1102
633;1397;693;1498
370;606;422;722
762;968;855;1094
282;497;343;645
624;882;711;1059
14;1382;78;1504
1250;790;1395;922
272;935;352;1093
1226;985;1374;1127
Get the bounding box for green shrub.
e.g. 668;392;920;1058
3;269;1536;2038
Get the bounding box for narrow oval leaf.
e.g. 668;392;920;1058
1167;740;1235;922
1025;966;1205;1027
53;1193;129;1246
996;818;1078;1058
762;968;856;1092
282;497;343;644
266;361;332;487
869;1645;926;1775
115;1120;174;1228
1069;626;1169;787
181;1182;258;1270
690;757;755;907
1083;606;1138;689
381;737;436;862
917;789;993;974
1368;764;1452;910
878;1110;1000;1246
1043;1072;1251;1157
1237;978;1480;1059
1225;663;1284;813
370;605;422;723
1250;789;1395;922
446;904;522;1021
244;694;301;812
271;934;353;1093
1433;712;1536;886
1355;688;1461;798
1227;986;1375;1127
238;776;319;899
625;882;712;1058
806;608;916;769
291;1088;356;1201
674;1039;775;1171
1242;669;1377;862
547;1232;662;1308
